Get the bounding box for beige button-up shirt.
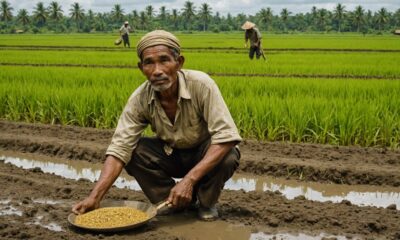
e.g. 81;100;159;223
106;69;242;165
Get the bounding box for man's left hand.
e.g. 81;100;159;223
167;178;194;209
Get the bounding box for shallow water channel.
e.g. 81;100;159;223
0;151;397;239
1;152;399;209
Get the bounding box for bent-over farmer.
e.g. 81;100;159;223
120;21;132;48
72;30;242;221
242;21;263;60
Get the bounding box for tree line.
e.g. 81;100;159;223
1;1;399;34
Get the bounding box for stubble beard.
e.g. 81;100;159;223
151;81;173;92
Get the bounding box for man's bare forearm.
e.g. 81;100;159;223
88;155;124;201
184;142;236;184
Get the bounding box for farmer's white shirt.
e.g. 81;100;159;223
120;25;131;35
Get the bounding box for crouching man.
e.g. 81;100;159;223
72;30;242;221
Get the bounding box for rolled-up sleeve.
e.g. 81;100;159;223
201;81;242;145
105;94;147;165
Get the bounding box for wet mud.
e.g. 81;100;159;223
1;120;400;239
2;153;399;209
1;120;399;186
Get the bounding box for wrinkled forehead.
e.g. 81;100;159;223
141;45;174;60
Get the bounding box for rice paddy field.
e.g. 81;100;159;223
1;32;400;239
1;33;399;148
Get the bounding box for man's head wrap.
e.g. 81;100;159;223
136;30;181;59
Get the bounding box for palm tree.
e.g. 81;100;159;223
171;9;179;30
258;7;273;31
145;5;154;29
111;4;124;23
69;2;85;31
33;2;48;27
376;7;388;32
0;0;13;22
48;1;63;20
139;11;147;30
131;10;139;30
214;11;221;25
236;13;246;30
158;6;167;28
280;8;290;31
182;1;195;30
87;9;95;30
199;3;212;31
353;5;364;32
317;8;328;31
48;1;63;31
311;6;318;29
145;5;154;20
334;3;345;32
17;9;30;26
226;13;234;28
395;9;400;28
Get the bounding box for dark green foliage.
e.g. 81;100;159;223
0;1;398;33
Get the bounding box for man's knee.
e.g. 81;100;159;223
125;137;160;174
218;147;240;173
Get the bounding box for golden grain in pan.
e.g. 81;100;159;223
75;207;149;228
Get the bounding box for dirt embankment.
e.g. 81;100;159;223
1;120;399;186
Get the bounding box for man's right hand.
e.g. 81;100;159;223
244;43;248;48
71;156;124;215
72;196;100;215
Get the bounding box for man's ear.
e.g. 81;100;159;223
177;55;185;70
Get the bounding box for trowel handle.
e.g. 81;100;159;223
156;200;172;210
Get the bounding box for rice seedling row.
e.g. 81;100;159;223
1;66;399;148
1;49;399;78
0;33;399;50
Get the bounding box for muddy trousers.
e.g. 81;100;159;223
249;46;261;59
124;137;240;208
122;33;130;47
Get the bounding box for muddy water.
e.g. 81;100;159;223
154;212;350;240
0;199;351;240
1;152;399;209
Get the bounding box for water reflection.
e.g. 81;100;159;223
1;153;399;208
226;176;400;208
251;232;352;240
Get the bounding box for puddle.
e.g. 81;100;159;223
0;205;23;216
251;232;352;240
226;175;400;208
0;153;141;190
0;199;11;204
1;152;399;208
26;216;64;232
154;211;353;240
33;199;65;205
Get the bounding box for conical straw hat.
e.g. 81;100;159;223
241;21;255;30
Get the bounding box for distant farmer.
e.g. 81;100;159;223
119;21;132;48
242;21;264;60
72;30;242;221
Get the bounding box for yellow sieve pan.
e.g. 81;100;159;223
68;200;158;232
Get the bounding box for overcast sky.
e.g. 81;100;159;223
10;0;400;16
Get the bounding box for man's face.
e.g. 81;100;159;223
138;45;184;92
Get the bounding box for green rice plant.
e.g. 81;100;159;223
1;33;399;50
2;49;399;78
1;48;399;148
